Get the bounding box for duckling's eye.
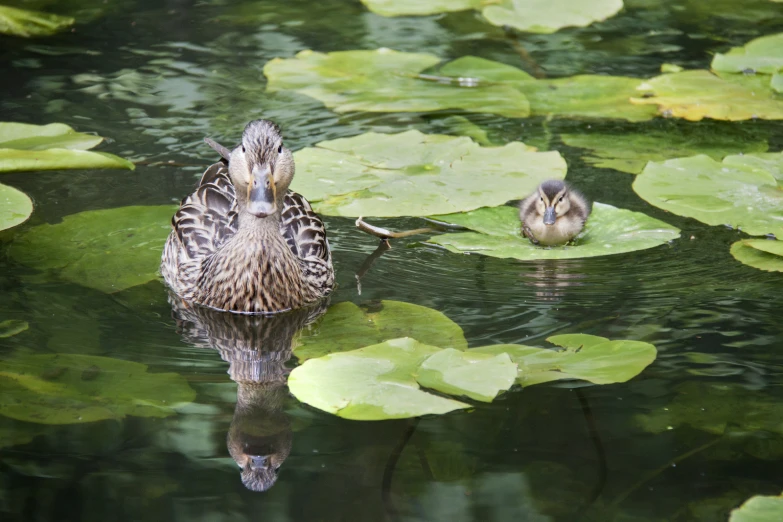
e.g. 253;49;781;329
559;196;564;202
539;197;543;202
242;145;246;153
277;144;283;154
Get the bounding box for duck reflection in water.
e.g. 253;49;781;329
169;294;327;492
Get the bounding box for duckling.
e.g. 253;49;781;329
519;180;590;246
161;120;334;314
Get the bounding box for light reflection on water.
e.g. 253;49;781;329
2;0;783;520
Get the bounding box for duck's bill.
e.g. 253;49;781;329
248;164;276;217
543;207;556;225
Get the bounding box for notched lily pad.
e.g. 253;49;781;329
264;49;530;118
294;300;468;361
0;182;33;231
633;152;783;237
426;203;679;260
293;130;566;217
417;349;516;402
730;239;783;272
9;205;175;293
0;122;133;173
473;334;657;387
0;353;196;425
0;5;74;37
730;492;783;522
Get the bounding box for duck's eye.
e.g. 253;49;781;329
559;196;564;202
242;145;246;153
278;144;283;154
539;197;543;202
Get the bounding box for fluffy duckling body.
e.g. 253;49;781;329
519;180;591;246
161;120;334;313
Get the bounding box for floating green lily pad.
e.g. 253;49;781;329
561;128;768;174
711;33;783;74
0;122;133;173
426;203;679;260
730;239;783;272
0;5;74;37
473;334;657;387
360;0;624;34
9;205;175;293
294;300;468;361
264;49;530;118
289;338;516;420
633;153;783;237
0;353;196;425
0;182;33;231
630;70;783;121
731;492;783;522
293;130;566;217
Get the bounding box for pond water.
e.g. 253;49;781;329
2;0;783;520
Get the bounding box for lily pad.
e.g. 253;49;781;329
0;5;74;37
632;153;783;237
264;49;530;118
9;205;175;293
0;182;33;231
630;70;783;121
289;338;516;420
730;239;783;272
561;128;768;174
426;203;680;260
711;33;783;74
0;122;133;173
292;130;566;217
473;334;657;387
360;0;624;34
294;300;468;361
731;492;783;522
0;353;196;425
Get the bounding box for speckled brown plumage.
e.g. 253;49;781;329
161;120;334;314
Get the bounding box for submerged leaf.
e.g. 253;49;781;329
292;130;565;217
730;239;783;272
426;203;679;260
294;300;468;361
633;153;783;237
561;127;768;174
0;320;29;339
0;183;33;231
473;334;657;386
9;205;175;293
730;492;783;522
711;33;783;74
264;49;530;118
0;353;196;425
0;5;74;38
630;70;783;121
289;338;472;420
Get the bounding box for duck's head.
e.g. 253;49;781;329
207;119;295;218
534;179;573;225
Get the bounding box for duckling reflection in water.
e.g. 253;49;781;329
169;294;327;492
519;180;591;246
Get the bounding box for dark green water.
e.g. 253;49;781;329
2;0;783;520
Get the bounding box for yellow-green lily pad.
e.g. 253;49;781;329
289;338;516;420
264;49;530;118
0;182;33;231
730;239;783;272
473;334;657;387
426;203;680;260
711;33;783;74
0;122;134;173
561;127;768;174
292;130;566;217
731;492;783;522
630;70;783;121
0;353;196;425
0;5;74;37
9;205;175;293
294;300;468;361
633;153;783;237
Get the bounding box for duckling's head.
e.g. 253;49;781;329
535;180;573;225
208;119;295;218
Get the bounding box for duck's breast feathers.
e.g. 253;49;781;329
172;162;239;259
280;191;331;263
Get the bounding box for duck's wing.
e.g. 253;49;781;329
280;191;331;262
172;162;239;260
